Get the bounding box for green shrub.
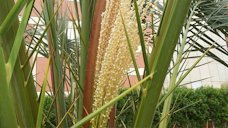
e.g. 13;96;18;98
43;96;72;128
116;87;228;128
43;87;228;127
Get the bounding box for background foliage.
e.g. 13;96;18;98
43;87;228;127
116;87;228;128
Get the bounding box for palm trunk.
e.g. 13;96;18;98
83;1;106;128
78;0;93;120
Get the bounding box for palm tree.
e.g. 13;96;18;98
1;0;228;127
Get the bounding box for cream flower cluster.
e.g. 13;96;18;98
91;0;140;127
94;0;121;90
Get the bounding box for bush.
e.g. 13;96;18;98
43;96;56;128
116;87;228;128
43;97;72;127
43;87;228;127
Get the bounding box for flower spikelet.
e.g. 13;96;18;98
91;0;140;127
94;0;121;90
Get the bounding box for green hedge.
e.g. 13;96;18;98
116;87;228;128
43;97;72;128
43;87;228;127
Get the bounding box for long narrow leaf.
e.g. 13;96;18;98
36;57;51;128
0;0;26;34
120;12;141;81
134;1;192;127
133;0;150;75
159;4;197;127
6;0;34;83
0;48;17;128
